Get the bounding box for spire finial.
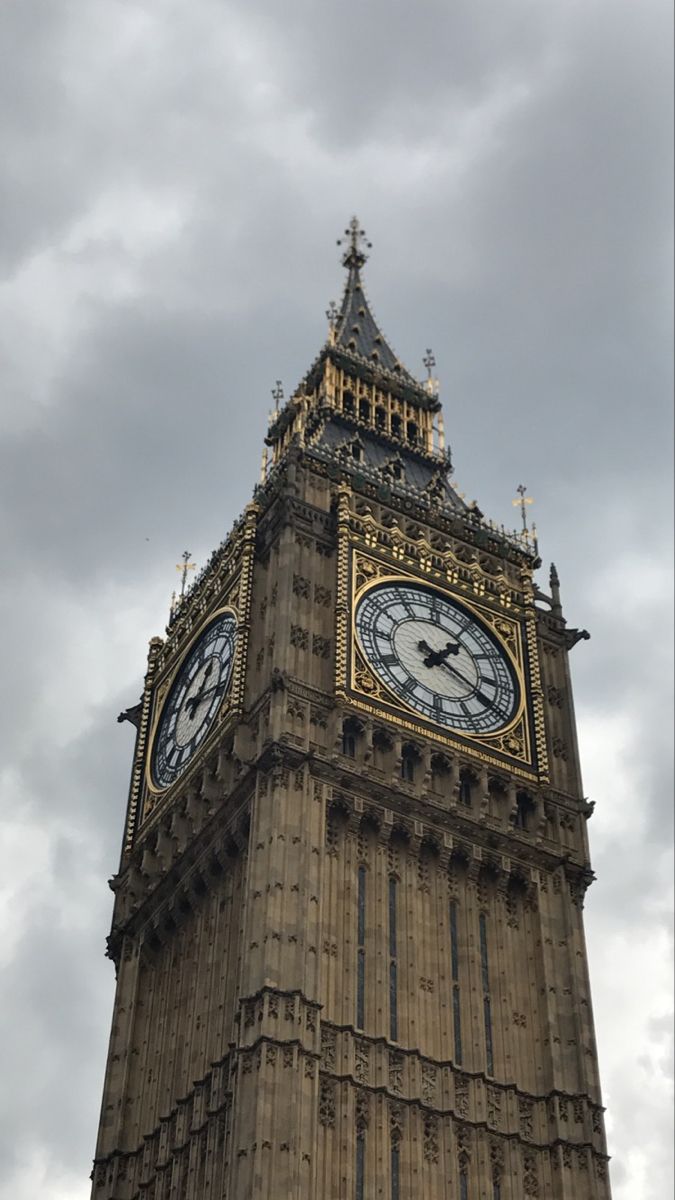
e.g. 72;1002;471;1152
175;550;196;598
423;348;439;398
550;562;562;613
337;216;372;270
271;380;284;415
512;484;534;534
325;300;339;344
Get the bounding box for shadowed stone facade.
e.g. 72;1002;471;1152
91;221;611;1199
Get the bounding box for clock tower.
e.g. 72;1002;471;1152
92;220;611;1199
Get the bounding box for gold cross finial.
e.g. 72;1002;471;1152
175;550;196;597
337;216;372;270
512;484;534;533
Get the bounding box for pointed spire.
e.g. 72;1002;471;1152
331;217;414;380
550;562;562;614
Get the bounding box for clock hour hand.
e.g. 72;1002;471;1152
417;639;460;668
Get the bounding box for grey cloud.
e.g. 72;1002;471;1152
0;0;671;1197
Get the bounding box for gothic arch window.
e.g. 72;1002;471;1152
479;911;495;1076
458;768;475;807
359;398;371;423
343;389;355;415
431;753;451;796
391;413;402;438
449;898;463;1065
488;776;508;820
356;863;367;1030
373;727;394;772
400;742;420;783
406;420;418;444
388;875;399;1041
375;405;386;430
514;791;534;831
352;441;362;462
342;716;364;760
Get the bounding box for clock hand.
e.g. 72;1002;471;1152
417;639;460;668
186;679;225;717
434;658;493;706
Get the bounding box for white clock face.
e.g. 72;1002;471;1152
354;581;519;734
151;612;237;789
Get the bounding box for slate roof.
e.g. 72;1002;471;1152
311;416;465;511
334;263;416;383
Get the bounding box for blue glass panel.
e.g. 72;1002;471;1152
390;960;398;1042
493;1183;501;1200
460;1171;469;1200
453;985;463;1065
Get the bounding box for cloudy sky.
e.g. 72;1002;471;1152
0;0;672;1196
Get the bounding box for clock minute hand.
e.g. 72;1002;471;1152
435;658;493;707
186;680;225;717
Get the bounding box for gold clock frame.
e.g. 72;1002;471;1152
334;489;547;780
352;569;527;736
144;604;240;797
123;503;258;850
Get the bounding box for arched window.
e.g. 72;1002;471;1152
401;743;419;783
431;754;451;795
391;414;402;438
406;420;418;443
373;727;393;771
514;791;533;830
375;405;386;430
343;390;355;415
341;717;363;759
359;398;370;423
458;769;473;807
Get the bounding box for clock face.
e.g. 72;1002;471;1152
354;581;519;735
151;611;237;789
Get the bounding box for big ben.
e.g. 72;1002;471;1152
91;219;611;1198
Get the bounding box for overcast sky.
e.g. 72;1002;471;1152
0;1;672;1197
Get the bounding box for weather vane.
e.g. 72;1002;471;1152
423;348;439;397
176;550;196;598
271;380;284;415
512;484;534;534
337;216;372;270
423;348;436;378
